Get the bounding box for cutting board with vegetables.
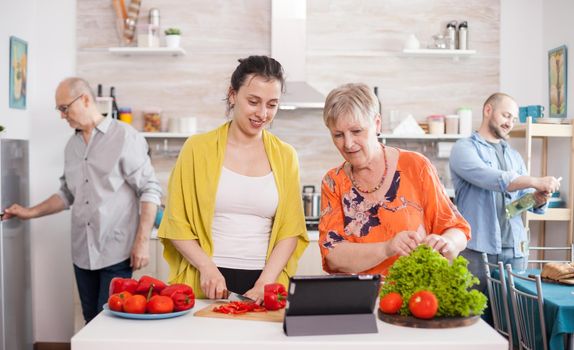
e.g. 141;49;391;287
378;310;479;328
194;302;285;323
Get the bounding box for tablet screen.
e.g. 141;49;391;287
285;274;381;316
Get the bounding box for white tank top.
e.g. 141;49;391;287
211;167;278;270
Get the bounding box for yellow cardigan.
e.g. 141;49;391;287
157;122;309;298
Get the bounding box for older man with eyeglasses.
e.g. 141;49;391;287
2;77;162;323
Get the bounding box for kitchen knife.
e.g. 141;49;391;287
228;291;255;303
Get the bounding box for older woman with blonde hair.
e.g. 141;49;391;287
318;83;470;276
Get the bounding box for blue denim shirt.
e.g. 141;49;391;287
449;132;546;257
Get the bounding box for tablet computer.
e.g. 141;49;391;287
285;274;381;316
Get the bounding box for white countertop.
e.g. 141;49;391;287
71;300;507;350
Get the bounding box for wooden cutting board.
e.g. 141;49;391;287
194;302;285;323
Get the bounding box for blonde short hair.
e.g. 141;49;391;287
323;83;379;128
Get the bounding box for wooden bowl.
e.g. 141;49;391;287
378;309;480;328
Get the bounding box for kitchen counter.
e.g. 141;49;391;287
71;300;508;350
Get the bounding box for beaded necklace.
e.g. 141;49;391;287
349;145;388;194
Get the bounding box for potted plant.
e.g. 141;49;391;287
164;28;181;48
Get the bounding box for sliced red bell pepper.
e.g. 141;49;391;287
108;277;138;296
264;283;287;311
135;275;167;294
212;301;266;315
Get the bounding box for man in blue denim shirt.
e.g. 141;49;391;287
449;93;561;299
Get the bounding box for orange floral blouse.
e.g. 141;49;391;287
318;148;471;276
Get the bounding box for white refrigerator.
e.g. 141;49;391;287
0;139;32;350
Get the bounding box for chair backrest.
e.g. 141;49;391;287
481;253;513;348
528;244;574;269
506;264;548;350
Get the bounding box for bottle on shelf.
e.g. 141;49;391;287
110;87;119;120
374;86;389;132
458;21;468;50
95;84;110;117
446;21;457;50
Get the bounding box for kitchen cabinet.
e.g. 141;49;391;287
141;132;190;139
378;135;459;197
295;231;325;276
509;117;574;250
378;133;464;142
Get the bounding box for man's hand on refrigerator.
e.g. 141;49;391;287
1;204;34;220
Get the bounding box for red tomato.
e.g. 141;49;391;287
408;291;438;319
147;295;174;314
123;294;147;314
108;295;123;312
379;292;403;314
107;291;132;312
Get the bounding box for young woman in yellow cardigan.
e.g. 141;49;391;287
158;56;309;304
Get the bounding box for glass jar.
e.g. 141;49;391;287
143;109;162;132
445;114;459;134
118;107;133;124
427;115;445;135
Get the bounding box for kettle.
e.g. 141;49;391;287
302;185;321;219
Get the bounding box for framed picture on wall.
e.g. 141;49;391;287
9;36;28;110
548;45;567;118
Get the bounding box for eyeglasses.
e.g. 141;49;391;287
55;94;83;114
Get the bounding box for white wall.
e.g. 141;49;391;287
1;0;76;343
0;0;33;139
542;0;574;247
500;0;544;103
500;0;573;248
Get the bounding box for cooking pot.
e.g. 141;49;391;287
302;185;321;219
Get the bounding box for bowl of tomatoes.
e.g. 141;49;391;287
104;275;195;320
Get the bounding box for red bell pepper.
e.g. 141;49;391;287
159;283;195;311
108;277;138;296
171;292;195;311
135;275;167;294
264;283;287;311
160;283;194;298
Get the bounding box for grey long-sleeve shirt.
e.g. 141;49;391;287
57;117;162;270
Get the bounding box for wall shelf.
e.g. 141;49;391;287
108;47;186;56
526;208;571;222
379;133;464;141
509;123;572;138
141;132;191;138
401;49;477;58
513;117;574;249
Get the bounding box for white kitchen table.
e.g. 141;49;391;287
71;300;508;350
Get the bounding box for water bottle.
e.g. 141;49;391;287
446;21;457;50
505;193;536;219
458;21;468;50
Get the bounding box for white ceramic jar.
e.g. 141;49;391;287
457;108;473;136
427;115;445;135
445;114;459;134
